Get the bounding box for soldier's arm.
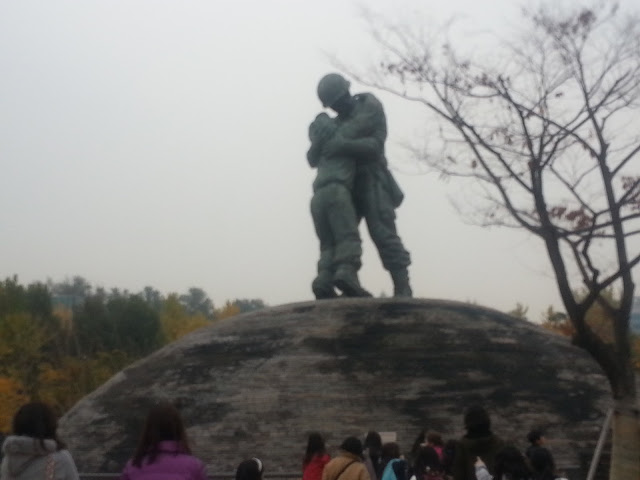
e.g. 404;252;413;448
322;135;381;161
327;93;387;161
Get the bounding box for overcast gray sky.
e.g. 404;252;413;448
1;0;637;322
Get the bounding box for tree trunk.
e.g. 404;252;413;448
609;397;640;480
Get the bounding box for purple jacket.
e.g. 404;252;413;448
120;441;207;480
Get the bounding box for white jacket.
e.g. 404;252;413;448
1;436;79;480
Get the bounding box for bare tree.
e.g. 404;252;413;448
350;3;640;478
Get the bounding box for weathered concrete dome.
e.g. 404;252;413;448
59;298;610;476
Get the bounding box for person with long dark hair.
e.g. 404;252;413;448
363;431;383;480
408;430;427;467
303;432;330;480
120;403;207;480
1;402;80;480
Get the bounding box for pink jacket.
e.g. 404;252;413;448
120;441;207;480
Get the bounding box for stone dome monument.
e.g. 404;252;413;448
58;298;610;476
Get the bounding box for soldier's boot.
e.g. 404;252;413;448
333;266;372;298
312;272;338;300
391;268;413;298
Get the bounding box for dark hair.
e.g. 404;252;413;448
381;442;401;461
494;446;532;480
303;432;326;466
410;429;427;460
236;458;264;480
364;431;383;479
380;442;401;474
464;405;491;436
364;431;382;456
425;432;443;447
340;436;364;457
413;446;443;476
527;429;543;445
132;403;191;467
12;402;65;450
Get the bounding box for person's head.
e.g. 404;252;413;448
494;446;531;480
317;73;353;115
12;402;64;450
309;113;336;143
527;429;545;446
236;458;264;480
364;431;382;450
463;405;491;436
381;442;401;461
132;403;190;467
413;446;443;475
340;436;364;458
304;432;326;465
426;432;443;447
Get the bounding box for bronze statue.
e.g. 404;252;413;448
307;73;412;298
307;113;371;298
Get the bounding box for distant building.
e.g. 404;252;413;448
631;297;640;334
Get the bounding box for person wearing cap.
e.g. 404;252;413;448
314;73;412;298
322;437;370;480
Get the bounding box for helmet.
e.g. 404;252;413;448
317;73;351;108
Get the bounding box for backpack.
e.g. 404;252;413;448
381;459;407;480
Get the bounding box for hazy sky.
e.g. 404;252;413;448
1;0;638;322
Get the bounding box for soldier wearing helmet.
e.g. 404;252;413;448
312;73;412;297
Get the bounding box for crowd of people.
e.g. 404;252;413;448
304;406;567;480
0;402;567;480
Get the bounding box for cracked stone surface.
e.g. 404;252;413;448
58;298;610;476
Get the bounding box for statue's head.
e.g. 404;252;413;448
317;73;351;110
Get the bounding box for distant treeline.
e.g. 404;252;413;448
0;275;265;431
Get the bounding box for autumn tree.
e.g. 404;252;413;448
353;3;640;478
179;287;215;320
160;294;210;342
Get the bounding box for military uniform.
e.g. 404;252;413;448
329;93;412;296
307;113;369;298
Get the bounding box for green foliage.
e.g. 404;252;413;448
161;294;210;342
232;298;267;313
180;287;215;320
0;275;265;424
